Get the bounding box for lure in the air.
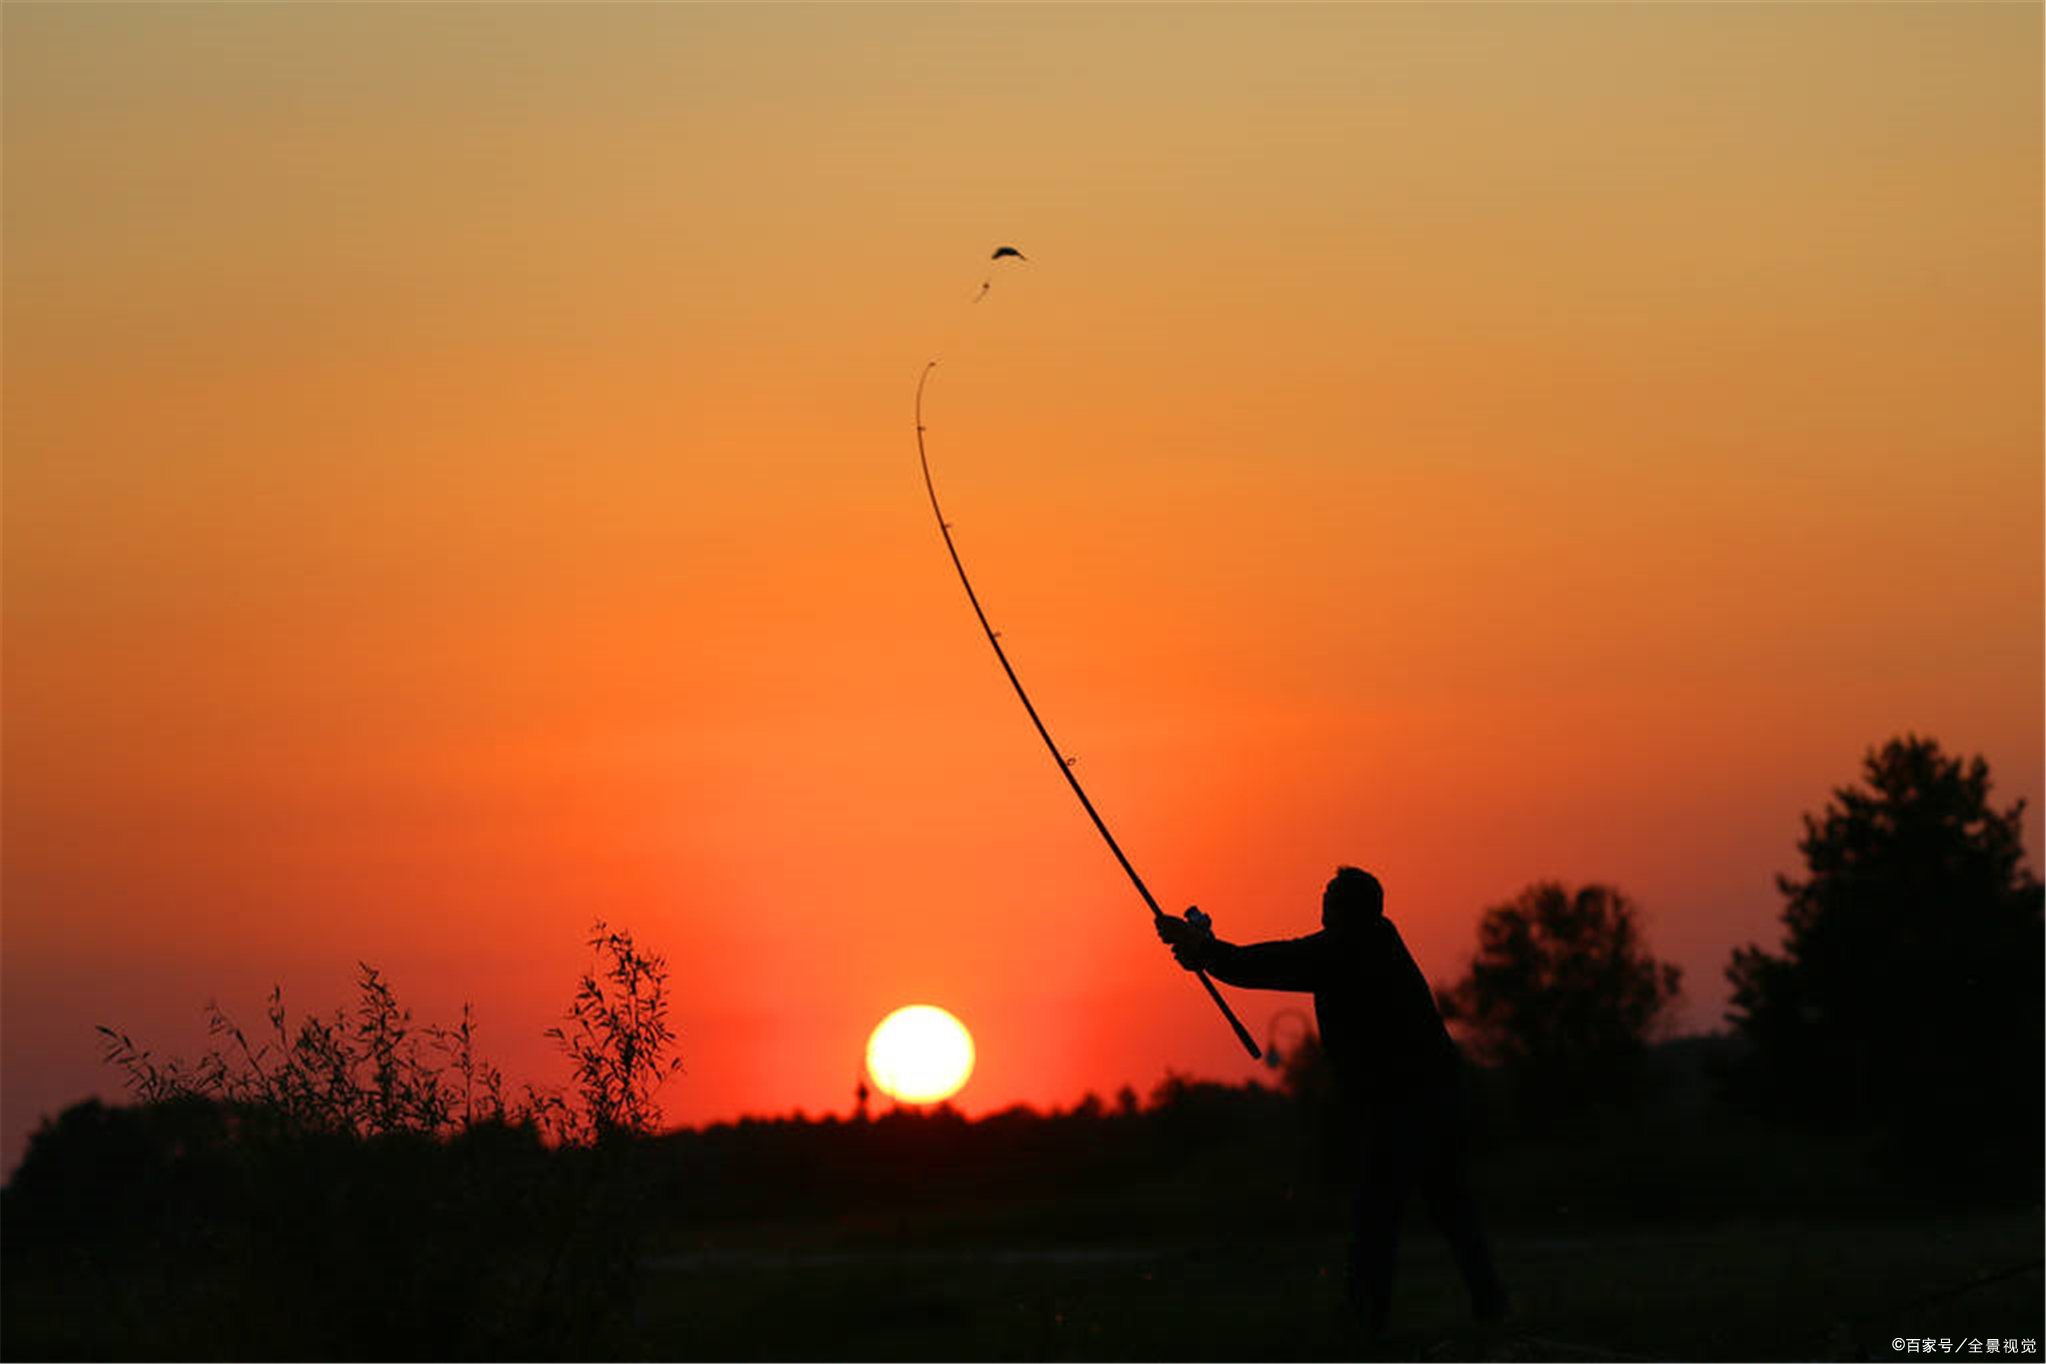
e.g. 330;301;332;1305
974;245;1028;303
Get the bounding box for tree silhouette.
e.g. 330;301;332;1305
1439;882;1682;1119
1725;736;2042;1163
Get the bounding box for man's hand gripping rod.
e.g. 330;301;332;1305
916;361;1261;1060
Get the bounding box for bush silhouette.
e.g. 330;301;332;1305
25;921;689;1357
544;921;685;1140
99;966;516;1141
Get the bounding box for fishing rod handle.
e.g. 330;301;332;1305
1156;904;1259;1059
1195;968;1262;1060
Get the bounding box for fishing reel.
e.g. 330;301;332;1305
1182;906;1216;942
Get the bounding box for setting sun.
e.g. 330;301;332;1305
865;1005;976;1105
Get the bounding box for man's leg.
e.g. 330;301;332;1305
1348;1111;1420;1335
1420;1156;1508;1320
1418;1087;1509;1322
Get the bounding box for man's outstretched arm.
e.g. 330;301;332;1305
1157;911;1322;992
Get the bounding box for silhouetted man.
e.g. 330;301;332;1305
1157;866;1508;1337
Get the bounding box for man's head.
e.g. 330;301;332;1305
1322;866;1385;933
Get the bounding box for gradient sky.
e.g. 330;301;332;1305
5;3;2040;1171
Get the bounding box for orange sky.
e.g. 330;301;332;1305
5;3;2040;1170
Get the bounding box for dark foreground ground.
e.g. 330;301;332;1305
6;1052;2041;1361
11;1183;2036;1360
635;1212;2040;1361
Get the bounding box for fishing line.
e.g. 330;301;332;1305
916;249;1261;1060
925;253;1015;374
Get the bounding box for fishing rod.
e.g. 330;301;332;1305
914;357;1262;1061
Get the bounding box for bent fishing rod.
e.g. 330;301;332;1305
914;359;1262;1061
